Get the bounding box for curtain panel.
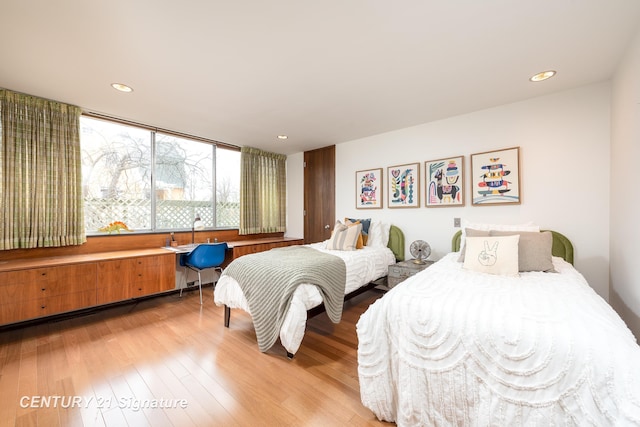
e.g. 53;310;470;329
239;147;286;235
0;89;85;250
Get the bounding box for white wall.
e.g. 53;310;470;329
610;27;640;337
287;83;611;299
285;152;304;238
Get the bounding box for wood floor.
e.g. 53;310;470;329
0;287;393;427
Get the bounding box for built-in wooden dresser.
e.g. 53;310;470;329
0;236;304;327
0;249;175;326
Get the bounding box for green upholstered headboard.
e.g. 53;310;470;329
388;225;405;261
451;229;574;265
546;230;574;265
451;230;463;254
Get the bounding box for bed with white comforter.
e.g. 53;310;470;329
215;241;396;356
357;252;640;426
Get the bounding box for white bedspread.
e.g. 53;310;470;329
357;253;640;426
214;242;396;355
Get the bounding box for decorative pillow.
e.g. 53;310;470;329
459;219;539;250
490;230;555;272
326;221;363;251
345;217;371;245
457;228;491;262
463;235;520;276
367;221;391;248
344;219;364;249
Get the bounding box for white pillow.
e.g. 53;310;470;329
459;219;539;250
326;221;362;251
463;235;520;276
367;221;391;247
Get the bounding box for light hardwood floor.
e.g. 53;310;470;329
0;287;393;427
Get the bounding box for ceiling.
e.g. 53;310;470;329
2;1;639;155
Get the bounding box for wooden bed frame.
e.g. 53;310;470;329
222;225;405;357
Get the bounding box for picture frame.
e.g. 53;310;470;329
425;155;465;207
387;162;420;208
471;146;521;205
355;168;383;209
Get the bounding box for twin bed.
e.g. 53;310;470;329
214;221;403;357
213;220;640;424
357;226;640;426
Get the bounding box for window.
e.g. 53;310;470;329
80;116;240;234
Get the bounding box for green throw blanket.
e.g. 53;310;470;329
222;245;347;352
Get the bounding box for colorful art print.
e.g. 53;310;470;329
425;156;465;207
471;147;521;205
356;168;383;209
387;163;420;208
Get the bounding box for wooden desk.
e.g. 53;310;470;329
228;237;303;258
162;236;303;260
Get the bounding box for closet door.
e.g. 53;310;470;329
303;145;335;244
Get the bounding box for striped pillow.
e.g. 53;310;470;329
327;221;363;251
344;219;364;248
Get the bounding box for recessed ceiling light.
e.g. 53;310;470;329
529;70;556;82
277;135;288;140
111;83;133;92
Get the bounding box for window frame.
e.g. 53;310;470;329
80;112;240;235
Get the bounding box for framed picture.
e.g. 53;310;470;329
355;168;383;209
471;146;521;205
425;155;464;207
387;163;420;208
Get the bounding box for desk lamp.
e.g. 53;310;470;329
192;214;204;244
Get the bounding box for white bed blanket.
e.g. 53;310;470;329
214;243;396;355
357;253;640;426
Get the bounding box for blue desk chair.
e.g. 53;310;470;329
179;242;228;304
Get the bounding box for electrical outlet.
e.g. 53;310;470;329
453;217;461;227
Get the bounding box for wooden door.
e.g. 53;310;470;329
304;145;335;244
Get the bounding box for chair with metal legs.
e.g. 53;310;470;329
179;242;228;304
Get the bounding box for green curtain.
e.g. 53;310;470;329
239;146;287;235
0;89;86;249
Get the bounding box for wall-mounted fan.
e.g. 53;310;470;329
410;240;431;264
